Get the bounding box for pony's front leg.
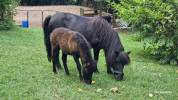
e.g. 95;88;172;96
73;55;83;81
107;65;112;74
94;49;100;73
62;53;70;75
104;50;112;74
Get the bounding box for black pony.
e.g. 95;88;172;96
43;12;130;80
49;27;96;84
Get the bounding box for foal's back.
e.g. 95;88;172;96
50;27;86;54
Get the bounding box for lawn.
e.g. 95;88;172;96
0;28;177;100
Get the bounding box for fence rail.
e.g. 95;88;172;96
14;9;60;27
14;8;131;30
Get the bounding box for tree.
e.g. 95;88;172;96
76;0;83;5
110;0;178;65
0;0;19;30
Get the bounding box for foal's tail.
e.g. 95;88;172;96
43;15;52;62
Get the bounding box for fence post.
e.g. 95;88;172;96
112;15;117;28
56;11;59;14
80;8;84;16
99;9;102;16
27;10;29;27
41;10;44;25
27;10;29;22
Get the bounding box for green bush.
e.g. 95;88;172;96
110;0;178;65
0;0;19;30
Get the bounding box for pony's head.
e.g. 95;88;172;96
82;60;97;84
111;51;131;80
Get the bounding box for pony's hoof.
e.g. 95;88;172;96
47;57;51;62
53;71;58;74
66;72;70;75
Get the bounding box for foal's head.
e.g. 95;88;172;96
82;60;97;84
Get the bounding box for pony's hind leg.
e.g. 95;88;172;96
51;46;58;74
55;47;62;70
62;53;70;75
73;55;83;81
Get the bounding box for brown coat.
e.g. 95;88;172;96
50;28;79;54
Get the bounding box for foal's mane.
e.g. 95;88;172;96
75;33;93;64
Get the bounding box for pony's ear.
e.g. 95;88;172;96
115;51;119;56
119;52;131;65
127;51;131;55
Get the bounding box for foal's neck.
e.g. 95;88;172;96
79;48;92;66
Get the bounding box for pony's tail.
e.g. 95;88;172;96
43;15;52;62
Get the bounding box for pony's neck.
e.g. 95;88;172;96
103;32;119;54
103;34;124;67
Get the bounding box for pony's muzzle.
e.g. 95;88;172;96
111;67;124;81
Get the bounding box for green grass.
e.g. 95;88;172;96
0;28;177;100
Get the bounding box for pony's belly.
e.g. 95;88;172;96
62;51;79;56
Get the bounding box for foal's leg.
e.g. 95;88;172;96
94;49;100;72
55;47;62;70
62;53;70;75
73;55;83;81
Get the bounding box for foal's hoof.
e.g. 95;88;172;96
57;66;62;70
79;76;83;81
107;70;113;74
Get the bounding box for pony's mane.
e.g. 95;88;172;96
91;17;123;51
92;16;113;35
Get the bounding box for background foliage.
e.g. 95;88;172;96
0;0;19;30
20;0;120;7
110;0;178;65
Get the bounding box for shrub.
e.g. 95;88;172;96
110;0;178;65
0;0;19;30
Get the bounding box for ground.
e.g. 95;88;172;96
13;6;93;28
0;28;178;100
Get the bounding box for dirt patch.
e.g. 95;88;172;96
13;5;92;28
